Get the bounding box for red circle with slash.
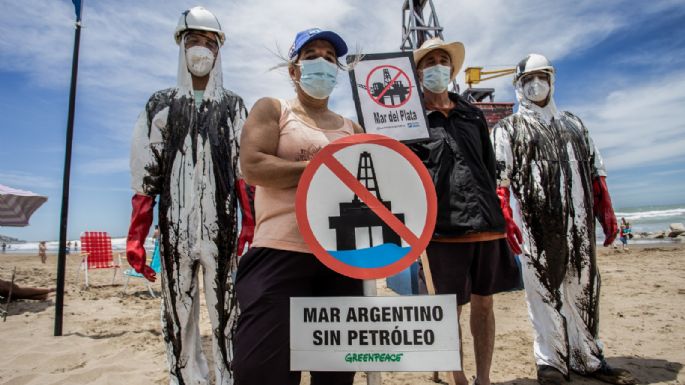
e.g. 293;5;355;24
295;133;436;280
365;65;413;108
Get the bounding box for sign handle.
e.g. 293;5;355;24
420;251;436;295
363;279;382;385
420;252;457;385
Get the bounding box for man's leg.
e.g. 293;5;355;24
562;238;604;374
160;255;210;385
423;241;475;385
470;294;494;385
519;250;569;376
200;241;237;385
451;305;468;385
468;239;520;385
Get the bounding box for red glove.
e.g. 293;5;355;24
126;194;156;282
497;186;523;255
236;179;256;255
593;176;618;247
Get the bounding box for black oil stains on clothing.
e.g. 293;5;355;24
142;88;245;384
408;93;505;237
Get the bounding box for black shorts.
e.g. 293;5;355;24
232;247;364;385
420;238;519;305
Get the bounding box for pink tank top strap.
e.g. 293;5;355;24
277;98;291;128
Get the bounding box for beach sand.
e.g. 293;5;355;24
0;244;683;385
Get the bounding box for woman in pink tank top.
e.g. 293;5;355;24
232;28;364;385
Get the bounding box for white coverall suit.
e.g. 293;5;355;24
130;37;246;385
491;83;609;376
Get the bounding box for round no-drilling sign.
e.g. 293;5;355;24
295;134;437;280
365;65;413;108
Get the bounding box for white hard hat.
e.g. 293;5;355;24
174;7;225;46
514;53;554;83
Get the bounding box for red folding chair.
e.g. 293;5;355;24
77;232;122;288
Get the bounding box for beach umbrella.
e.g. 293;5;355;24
0;184;48;227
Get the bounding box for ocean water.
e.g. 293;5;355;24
1;237;153;254
596;203;685;244
3;204;683;253
614;204;685;233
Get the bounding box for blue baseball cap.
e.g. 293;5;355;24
288;28;348;60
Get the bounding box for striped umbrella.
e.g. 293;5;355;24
0;184;48;227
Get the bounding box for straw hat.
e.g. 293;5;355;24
413;37;465;81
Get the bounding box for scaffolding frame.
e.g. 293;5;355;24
400;0;445;51
400;0;459;93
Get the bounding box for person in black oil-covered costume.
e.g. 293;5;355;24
491;53;636;385
125;7;251;385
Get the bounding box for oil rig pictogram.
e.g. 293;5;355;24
328;151;405;250
359;68;411;106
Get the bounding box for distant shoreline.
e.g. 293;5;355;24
1;238;681;256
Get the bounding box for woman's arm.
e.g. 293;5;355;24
240;97;308;189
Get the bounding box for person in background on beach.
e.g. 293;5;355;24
233;28;364;385
1;242;5;253
38;241;47;264
65;241;71;254
619;217;631;251
0;279;55;301
407;37;520;385
491;53;635;385
125;7;251;385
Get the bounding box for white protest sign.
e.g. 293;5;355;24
290;295;460;372
347;52;430;142
295;134;437;280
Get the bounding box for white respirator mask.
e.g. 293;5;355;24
185;46;215;77
523;77;550;102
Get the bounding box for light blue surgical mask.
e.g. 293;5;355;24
421;64;451;93
298;57;339;99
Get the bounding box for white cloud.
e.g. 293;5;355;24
653;168;685;177
0;171;59;190
0;1;74;87
78;157;129;175
2;0;684;190
570;71;685;171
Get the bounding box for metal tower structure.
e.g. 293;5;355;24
399;0;513;128
400;0;458;92
400;0;445;51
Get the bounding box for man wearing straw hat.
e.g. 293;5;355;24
408;38;520;385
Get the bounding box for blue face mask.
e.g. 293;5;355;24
298;57;339;99
421;64;451;93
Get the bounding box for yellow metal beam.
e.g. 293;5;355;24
464;66;515;87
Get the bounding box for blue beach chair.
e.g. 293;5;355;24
122;239;161;297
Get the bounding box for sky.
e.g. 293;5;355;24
1;0;684;241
